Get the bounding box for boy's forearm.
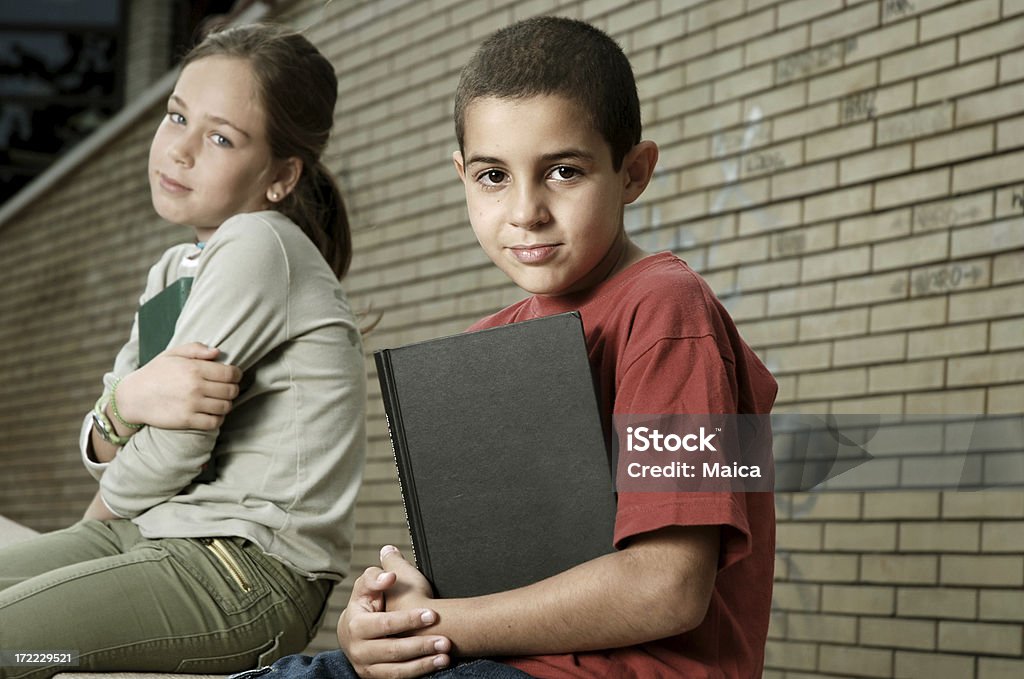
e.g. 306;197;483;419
423;525;719;657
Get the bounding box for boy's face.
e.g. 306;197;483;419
454;95;651;296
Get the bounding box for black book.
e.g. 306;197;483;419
374;311;616;599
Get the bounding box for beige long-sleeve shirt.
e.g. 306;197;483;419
80;211;366;580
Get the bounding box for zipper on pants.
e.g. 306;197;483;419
201;537;253;592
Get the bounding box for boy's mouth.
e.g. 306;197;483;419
508;243;560;264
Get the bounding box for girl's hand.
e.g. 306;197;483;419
116;343;243;431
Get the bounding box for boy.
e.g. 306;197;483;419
261;16;776;679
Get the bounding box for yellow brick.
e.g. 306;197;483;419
765;341;831;373
949;283;1024;322
868;360;945;393
863;554;939;584
959;15;1024;61
684;45;743;85
954;149;1024;194
687;0;745;32
743;81;807;119
881;38;957;83
740;140;803;179
910;260;990;297
844;19;918;64
874;168;950;210
870;297;947;332
785;553;860;582
778;0;843;28
739;199;802;235
948;349;1024;386
979;657;1024;679
952;219;1024;259
737;259;801;292
823;522;898;551
838;208;911;246
770;161;838;200
744;25;809;65
737;317;799;347
997;114;1024;151
941;555;1024;586
1000;46;1024;83
801;245;871;282
835;272;908;306
957;81;1024;125
921;0;1001;41
796;367;867;400
899;520;981;552
713;8;776;48
764;640;818;672
864;491;941;519
787;612;857;643
840;144;913;185
915;125;995;169
897;586;978;619
808;62;877;104
800;308;869;340
833;333;906;367
942;490;1024;518
992;318;1024;351
905;389;987;414
979;588;1024;622
872;231;950;271
982;520;1024;552
818;644;893;678
821;584;895;615
774;101;839;141
810;2;878;45
805;121;874;162
803;185;872;222
860;617;936;650
877;102;955;145
913;192;993;233
907;323;988;359
771;222;838;257
894;651;976;679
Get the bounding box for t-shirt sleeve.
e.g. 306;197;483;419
612;333;753;570
99;215;291;517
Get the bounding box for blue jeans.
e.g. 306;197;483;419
231;651;535;679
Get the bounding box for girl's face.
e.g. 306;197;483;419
149;56;279;240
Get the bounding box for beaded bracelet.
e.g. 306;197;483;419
110;378;144;430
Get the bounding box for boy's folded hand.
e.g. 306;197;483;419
337;554;450;678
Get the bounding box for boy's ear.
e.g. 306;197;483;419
267;157;303;203
452;150;467;183
622;140;659;205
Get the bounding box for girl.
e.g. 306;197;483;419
0;24;366;678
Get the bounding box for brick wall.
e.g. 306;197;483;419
0;0;1021;673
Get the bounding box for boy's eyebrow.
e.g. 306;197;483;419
168;94;252;140
465;148;596;166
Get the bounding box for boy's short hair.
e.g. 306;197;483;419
454;16;641;170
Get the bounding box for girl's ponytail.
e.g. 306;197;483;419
282;161;352;280
183;25;352;280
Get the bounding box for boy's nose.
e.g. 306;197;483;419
509;184;550;230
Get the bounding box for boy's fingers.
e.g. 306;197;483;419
349;608;439;639
359;652;450;679
379;545;418;577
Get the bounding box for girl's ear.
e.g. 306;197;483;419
267;157;303;203
622;140;659;205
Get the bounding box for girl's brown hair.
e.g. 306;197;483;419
183;24;351;279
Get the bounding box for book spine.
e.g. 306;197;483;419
374;350;432;584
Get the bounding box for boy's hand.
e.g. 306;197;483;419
337;553;451;678
378;545;436;613
116;343;242;430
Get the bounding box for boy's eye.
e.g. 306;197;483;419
479;169;507;186
550;166;579;181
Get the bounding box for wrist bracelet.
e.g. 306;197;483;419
110;378;143;430
92;396;133;447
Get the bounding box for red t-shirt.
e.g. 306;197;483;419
469;252;778;679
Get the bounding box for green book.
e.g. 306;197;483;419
137;276;214;482
138;277;193;366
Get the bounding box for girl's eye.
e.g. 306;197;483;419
168;112;185;125
211;133;233;148
479;169;507;186
550;166;579;181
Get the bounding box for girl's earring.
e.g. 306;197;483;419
270;191;280;201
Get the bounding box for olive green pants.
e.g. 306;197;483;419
0;519;332;679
